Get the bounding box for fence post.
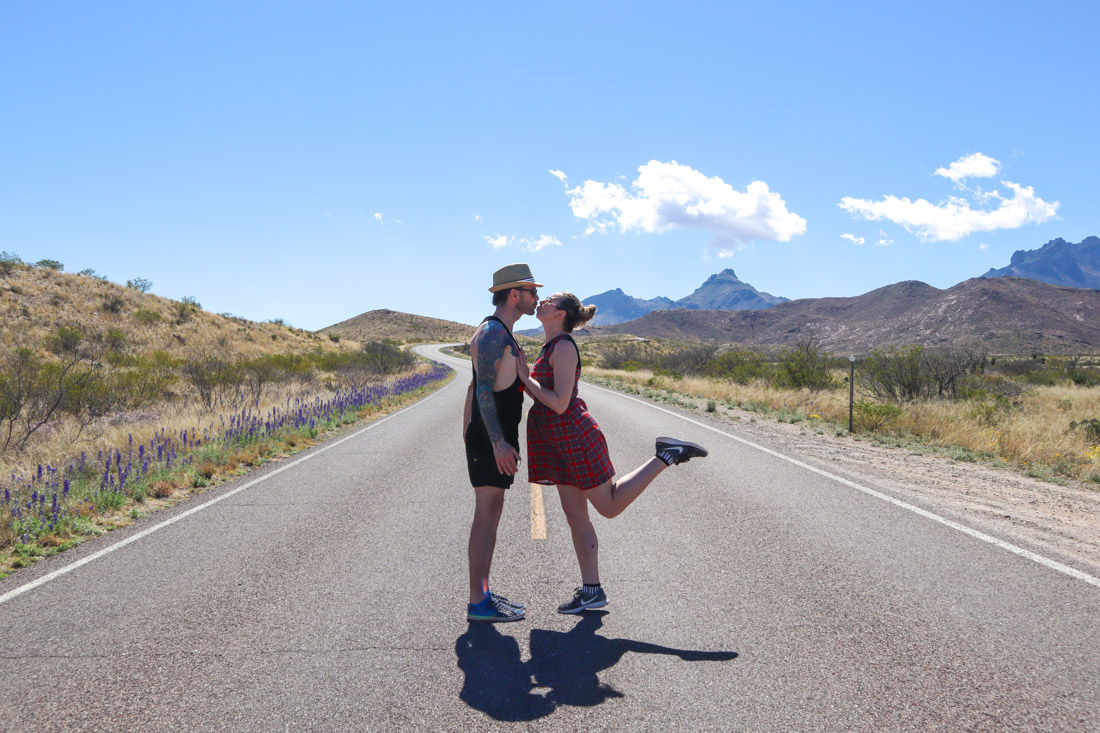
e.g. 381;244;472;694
848;356;856;433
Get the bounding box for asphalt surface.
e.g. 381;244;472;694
0;343;1098;731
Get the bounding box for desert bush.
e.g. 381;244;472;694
860;343;991;403
656;344;718;376
361;339;415;375
100;293;125;314
854;401;903;432
172;300;198;324
35;259;63;271
1069;418;1100;444
598;341;658;370
703;349;771;384
859;344;928;402
46;326;85;355
126;277;152;293
133;308;163;324
775;336;836;391
0;346;110;452
180;354;242;411
0;251;24;276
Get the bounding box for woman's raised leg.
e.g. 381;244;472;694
584;457;667;519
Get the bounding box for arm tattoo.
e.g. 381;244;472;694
473;323;512;450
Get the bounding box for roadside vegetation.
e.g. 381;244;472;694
0;255;452;577
577;336;1100;488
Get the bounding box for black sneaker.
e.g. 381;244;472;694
468;594;526;622
490;591;526;610
557;586;608;614
656;437;708;465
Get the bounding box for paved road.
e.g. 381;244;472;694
1;344;1098;731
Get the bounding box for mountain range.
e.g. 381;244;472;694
323;235;1100;353
584;269;786;325
981;236;1100;289
594;276;1100;354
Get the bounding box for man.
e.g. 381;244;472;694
464;263;541;622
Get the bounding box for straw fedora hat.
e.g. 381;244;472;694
489;263;544;292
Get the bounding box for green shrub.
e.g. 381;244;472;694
703;350;770;384
35;259;64;271
0;251;24;276
1069;419;1100;444
101;293;125;313
133;309;163;324
853;401;903;431
775;336;836;391
126;277;153;293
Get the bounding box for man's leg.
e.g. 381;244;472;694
468;485;506;604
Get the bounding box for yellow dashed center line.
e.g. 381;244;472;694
530;483;547;539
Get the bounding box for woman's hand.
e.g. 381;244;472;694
516;349;531;385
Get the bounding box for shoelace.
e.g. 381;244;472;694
491;592;520;608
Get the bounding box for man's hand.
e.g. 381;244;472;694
493;440;521;476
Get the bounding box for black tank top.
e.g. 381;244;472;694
469;315;525;449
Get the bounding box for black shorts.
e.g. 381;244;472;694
465;431;519;489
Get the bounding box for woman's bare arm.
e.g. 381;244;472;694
517;342;576;415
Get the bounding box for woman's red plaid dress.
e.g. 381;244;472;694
527;334;616;490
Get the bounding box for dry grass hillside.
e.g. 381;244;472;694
0;264;348;358
321;309;475;344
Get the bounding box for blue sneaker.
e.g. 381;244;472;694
468;594;526;622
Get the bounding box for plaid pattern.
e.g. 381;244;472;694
527;335;615;490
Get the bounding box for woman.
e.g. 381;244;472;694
517;291;708;613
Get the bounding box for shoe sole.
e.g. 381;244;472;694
557;599;608;614
467;612;526;622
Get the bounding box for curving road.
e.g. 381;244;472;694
0;343;1097;731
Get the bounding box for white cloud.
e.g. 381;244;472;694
876;231;893;246
839;154;1059;242
979;242;990;250
565;160;807;253
935;153;1000;182
374;213;384;224
549;170;568;184
485;234;510;249
519;235;561;252
841;233;865;245
474;214;481;222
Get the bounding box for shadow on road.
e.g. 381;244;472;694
455;613;738;721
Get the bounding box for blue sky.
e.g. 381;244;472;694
3;2;1098;331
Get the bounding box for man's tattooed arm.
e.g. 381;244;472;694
473;322;511;452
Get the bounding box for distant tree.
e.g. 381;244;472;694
127;277;153;293
180;295;201;309
78;268;107;281
35;259;64;271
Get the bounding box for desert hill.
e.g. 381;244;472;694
0;263;341;357
594;277;1100;354
321;309;475;343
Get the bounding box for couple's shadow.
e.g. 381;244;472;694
455;612;738;721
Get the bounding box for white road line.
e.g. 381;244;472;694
583;381;1100;590
0;376;459;607
530;483;547;539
